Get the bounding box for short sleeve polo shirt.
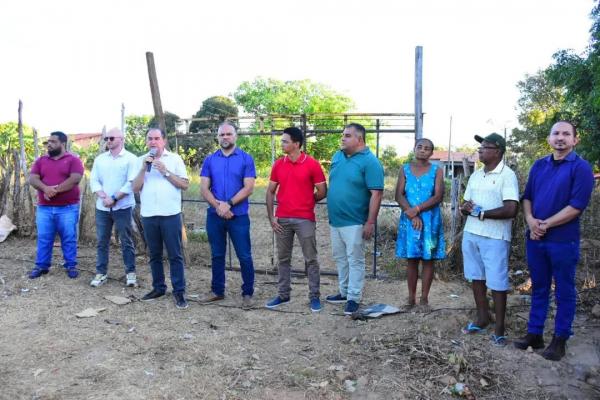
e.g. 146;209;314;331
30;152;84;206
522;151;594;242
463;161;520;241
327;147;384;227
200;147;256;216
270;152;326;222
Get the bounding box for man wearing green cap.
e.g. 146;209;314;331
459;133;519;347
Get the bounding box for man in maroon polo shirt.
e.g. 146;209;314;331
265;127;328;312
28;131;84;279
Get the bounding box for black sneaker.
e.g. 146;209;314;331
174;293;188;309
141;289;165;301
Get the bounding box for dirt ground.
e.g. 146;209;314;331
1;236;599;400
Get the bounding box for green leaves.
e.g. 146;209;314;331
234;77;354;116
0;122;38;164
233;77;357;165
513;3;600;168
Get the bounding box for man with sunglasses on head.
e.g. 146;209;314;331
28;131;84;279
89;128;138;288
132;128;189;309
460;133;519;348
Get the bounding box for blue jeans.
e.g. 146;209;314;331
95;207;136;274
206;212;254;297
142;213;186;295
330;225;365;302
35;204;80;270
526;239;579;338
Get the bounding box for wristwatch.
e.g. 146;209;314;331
227;199;234;207
164;171;171;177
111;194;118;202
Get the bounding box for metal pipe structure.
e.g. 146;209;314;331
414;46;423;141
182;112;418;278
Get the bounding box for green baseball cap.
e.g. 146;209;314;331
474;132;506;152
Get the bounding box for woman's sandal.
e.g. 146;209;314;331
490;334;507;347
462;322;487;334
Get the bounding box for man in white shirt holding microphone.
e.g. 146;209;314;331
132;128;190;309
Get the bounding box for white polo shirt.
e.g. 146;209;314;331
137;150;188;217
89;148;138;211
463;161;519;241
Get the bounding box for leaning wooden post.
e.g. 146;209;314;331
145;51;189;266
145;52;167;136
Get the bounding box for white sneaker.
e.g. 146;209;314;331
126;272;137;287
90;274;107;287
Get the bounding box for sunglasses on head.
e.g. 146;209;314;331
103;136;120;142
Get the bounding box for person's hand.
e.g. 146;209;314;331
143;155;155;170
405;206;419;219
526;216;547;240
96;190;107;199
270;218;283;234
222;210;234;220
460;200;474;215
102;197;113;208
363;222;375;240
153;160;167;176
43;185;58;198
216;201;231;217
411;216;423;231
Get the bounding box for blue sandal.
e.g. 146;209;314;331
491;334;507;347
462;322;486;334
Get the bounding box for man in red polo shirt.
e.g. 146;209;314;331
28;131;84;279
265;127;328;312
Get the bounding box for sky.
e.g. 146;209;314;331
0;0;594;154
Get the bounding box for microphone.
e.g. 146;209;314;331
146;148;157;172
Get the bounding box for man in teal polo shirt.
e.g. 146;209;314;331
326;123;384;314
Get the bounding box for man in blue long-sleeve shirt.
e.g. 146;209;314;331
515;121;595;361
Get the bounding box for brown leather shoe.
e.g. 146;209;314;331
199;291;224;303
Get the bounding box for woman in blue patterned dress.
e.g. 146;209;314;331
395;138;446;310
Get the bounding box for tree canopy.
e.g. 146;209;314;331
511;1;600;168
233;77;356;166
179;96;239;167
189;96;238;133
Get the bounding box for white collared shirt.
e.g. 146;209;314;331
463;161;520;241
89;148;138;211
137;149;188;217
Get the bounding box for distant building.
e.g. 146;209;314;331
69;133;103;149
430;150;478;177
